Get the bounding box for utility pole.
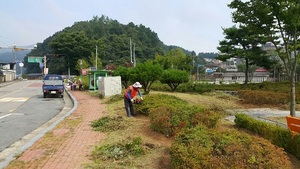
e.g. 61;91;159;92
133;43;136;67
130;38;132;64
130;38;136;67
95;45;98;70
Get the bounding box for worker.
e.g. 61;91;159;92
124;82;143;117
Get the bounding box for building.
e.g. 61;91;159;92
0;61;16;82
213;70;270;84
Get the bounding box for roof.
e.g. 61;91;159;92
255;68;268;72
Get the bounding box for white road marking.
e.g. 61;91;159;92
0;113;24;119
0;97;28;102
0;114;12;119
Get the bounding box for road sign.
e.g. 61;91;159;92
28;57;43;63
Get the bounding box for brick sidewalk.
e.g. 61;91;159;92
5;91;106;169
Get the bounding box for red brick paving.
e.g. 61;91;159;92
10;91;106;169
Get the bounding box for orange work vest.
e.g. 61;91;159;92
124;86;138;99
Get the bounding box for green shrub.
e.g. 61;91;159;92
151;81;172;92
234;113;300;159
148;105;202;137
191;110;221;129
176;82;215;93
170;126;292;169
140;93;222;137
134;94;187;115
149;105;174;137
238;90;289;104
152;81;300;106
170;126;214;169
148;104;221;137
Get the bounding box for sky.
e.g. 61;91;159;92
0;0;234;54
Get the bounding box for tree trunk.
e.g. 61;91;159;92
244;58;249;85
290;75;296;117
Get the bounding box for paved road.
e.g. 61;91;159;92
0;80;75;166
0;80;65;151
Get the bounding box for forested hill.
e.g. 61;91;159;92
27;15;200;74
199;52;218;59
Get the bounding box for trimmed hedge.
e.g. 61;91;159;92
170;125;292;168
135;93;222;137
235;113;300;159
238;90;290;104
148;106;222;137
134;94;187;116
151;81;300;106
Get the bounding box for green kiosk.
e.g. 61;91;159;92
88;70;108;91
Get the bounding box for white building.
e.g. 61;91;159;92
213;71;270;84
0;61;16;82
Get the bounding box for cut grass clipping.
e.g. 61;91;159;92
92;137;145;160
91;116;126;132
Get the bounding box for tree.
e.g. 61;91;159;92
153;54;171;70
130;60;163;94
218;25;271;84
89;52;102;70
228;0;300;116
49;31;94;75
168;48;192;71
75;59;89;73
160;69;189;91
154;49;193;72
112;66;132;88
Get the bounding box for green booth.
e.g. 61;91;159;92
88;70;108;91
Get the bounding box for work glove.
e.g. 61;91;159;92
140;97;143;100
131;99;134;103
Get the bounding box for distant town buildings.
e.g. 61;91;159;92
201;53;271;84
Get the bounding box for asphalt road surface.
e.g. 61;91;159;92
0;80;65;152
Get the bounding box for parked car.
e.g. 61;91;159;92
42;74;64;98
